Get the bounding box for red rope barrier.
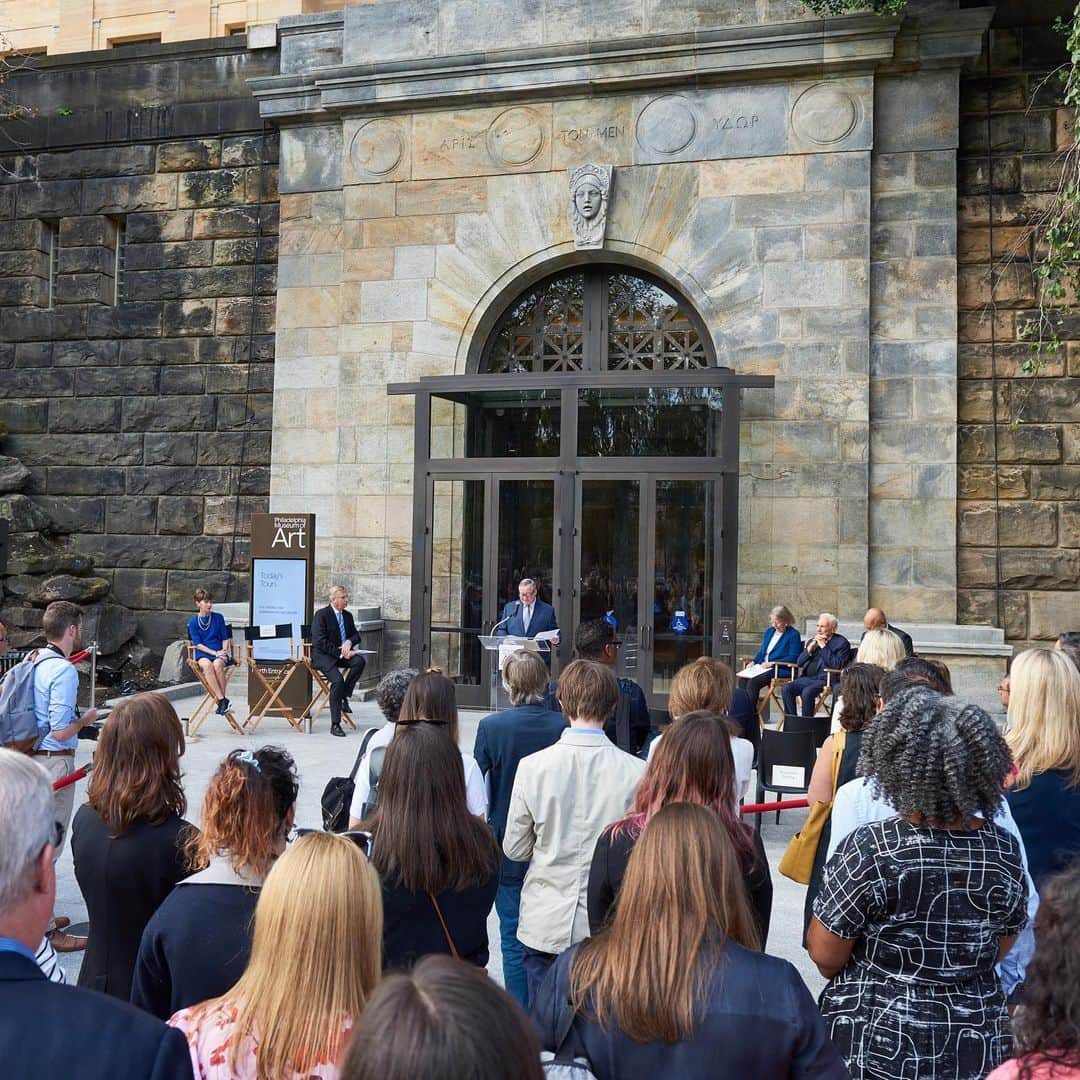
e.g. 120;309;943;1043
51;764;91;791
740;798;809;815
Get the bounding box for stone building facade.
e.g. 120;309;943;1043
0;38;278;654
956;11;1080;649
1;0;1076;690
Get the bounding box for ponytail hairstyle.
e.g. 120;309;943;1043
188;746;299;879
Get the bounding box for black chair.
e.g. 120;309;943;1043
754;728;817;833
782;712;830;749
243;624;303;732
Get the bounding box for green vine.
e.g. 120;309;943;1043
1014;4;1080;422
798;0;907;14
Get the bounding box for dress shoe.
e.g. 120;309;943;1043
341;700;352;715
50;931;88;953
330;723;346;737
50;916;71;932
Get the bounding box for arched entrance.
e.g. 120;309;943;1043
389;265;773;710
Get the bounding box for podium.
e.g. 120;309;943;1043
478;635;551;712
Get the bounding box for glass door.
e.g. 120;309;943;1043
644;477;719;705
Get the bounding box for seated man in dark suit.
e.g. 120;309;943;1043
473;650;566;1008
862;606;914;657
311;584;366;738
0;749;193;1080
781;613;851;719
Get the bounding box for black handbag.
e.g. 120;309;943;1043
321;727;378;832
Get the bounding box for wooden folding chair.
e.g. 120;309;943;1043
294;623;356;733
759;661;800;729
242;624;305;733
185;631;244;736
813;667;845;718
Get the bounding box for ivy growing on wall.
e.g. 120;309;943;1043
1014;5;1080;412
798;0;907;14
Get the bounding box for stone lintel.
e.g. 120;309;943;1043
252;15;902;122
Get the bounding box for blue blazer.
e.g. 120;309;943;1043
795;634;851;676
494;598;559;640
751;625;802;665
532;941;848;1080
0;950;193;1080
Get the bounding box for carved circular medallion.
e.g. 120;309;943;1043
349;119;404;176
635;95;697;156
791;84;859;146
487;107;546;166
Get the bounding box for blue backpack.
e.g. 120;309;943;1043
0;651;64;753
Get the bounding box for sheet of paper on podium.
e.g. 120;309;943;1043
497;633;555;670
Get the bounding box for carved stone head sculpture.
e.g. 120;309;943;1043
568;163;613;249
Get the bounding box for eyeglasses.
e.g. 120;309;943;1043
997;685;1010;694
291;827;372;857
43;820;64;852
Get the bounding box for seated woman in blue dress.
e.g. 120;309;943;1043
187;588;234;715
738;605;802;718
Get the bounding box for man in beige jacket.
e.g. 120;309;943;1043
504;659;646;1004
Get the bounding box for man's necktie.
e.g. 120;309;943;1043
336;611;346;643
523;604;531;633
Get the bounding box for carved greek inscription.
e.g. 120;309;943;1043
557;124;627;144
713;114;759;132
439;133;482;153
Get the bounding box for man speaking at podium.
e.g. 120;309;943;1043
494;579;559;662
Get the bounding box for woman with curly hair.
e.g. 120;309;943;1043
1005;647;1080;887
807;688;1029;1080
988;861;1080;1080
131;746;299;1019
587;711;772;944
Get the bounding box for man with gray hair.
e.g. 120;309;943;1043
311;585;366;737
473;650;566;1007
494;579;559;668
781;612;851;718
0;749;194;1078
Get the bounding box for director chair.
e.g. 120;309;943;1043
242;624;305;733
813;667;845;718
185;630;244;736
293;623;357;733
756;660;800;729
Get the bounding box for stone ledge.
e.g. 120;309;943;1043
253;15;902;120
803;619;1013;658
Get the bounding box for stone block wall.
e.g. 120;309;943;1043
0;40;280;655
956;17;1080;646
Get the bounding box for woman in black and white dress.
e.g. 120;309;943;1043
807;689;1028;1080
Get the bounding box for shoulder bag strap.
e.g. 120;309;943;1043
829;728;847;798
553;991;581;1064
348;727;378;782
428;892;460;960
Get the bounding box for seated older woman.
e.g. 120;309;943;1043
738;605;801;719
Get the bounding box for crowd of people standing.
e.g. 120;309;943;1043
1;600;1079;1079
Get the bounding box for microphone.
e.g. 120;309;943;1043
491;601;521;634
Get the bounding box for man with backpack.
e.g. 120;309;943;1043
9;602;97;951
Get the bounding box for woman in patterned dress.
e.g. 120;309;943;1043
807;689;1028;1080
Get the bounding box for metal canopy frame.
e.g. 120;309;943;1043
392;366;774;698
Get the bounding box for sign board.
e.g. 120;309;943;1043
248;513;316;715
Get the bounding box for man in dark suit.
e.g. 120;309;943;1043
862;607;915;657
781;613;852;718
473;649;566;1008
494;578;559;666
0;749;194;1080
311;584;365;738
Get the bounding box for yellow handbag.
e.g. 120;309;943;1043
778;729;847;885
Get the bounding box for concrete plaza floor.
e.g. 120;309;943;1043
52;687;824;998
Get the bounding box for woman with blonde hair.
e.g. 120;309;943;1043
650;657;754;802
533;804;845;1078
131;746;299;1018
1005;647;1080;886
854;627;905;671
170;832;382;1079
72;693;194;1000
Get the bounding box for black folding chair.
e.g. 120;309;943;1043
754;728;817;833
781;712;830;750
242;624;303;733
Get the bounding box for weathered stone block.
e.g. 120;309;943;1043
958;424;1062;464
958;501;1058;547
106;496;157;534
46;467;125;496
126;211;193;243
49;398;122;434
279;126;342;194
1028;592;1077;640
82;174;178;215
1031;465;1080;499
157;496;205;535
31;575;110;605
914;223;955;257
178;168;247;209
0;493;52;533
160;367;206;395
125;241;214;270
157;139;222;173
0;456;31;494
85;302;162;339
55;273;114;306
763;260;845;308
16;180;83;218
998;549;1080;589
162;299;215;336
38;146;154;180
5;534;91;576
192;206;262;239
111;568;167;610
80;602;139;656
123;395;215;433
